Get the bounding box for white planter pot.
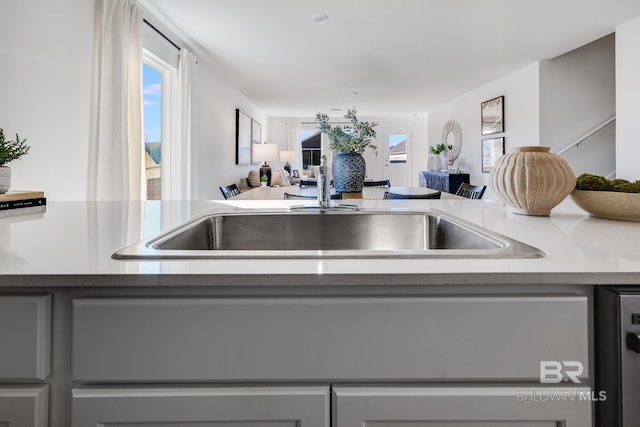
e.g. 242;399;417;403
428;154;443;171
0;167;11;194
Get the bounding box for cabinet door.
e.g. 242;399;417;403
73;296;587;382
72;386;329;427
0;385;49;427
333;386;591;427
0;295;51;380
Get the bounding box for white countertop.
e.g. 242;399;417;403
0;198;639;286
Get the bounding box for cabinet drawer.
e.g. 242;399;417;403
0;385;49;427
72;296;587;382
333;385;591;426
0;295;51;380
72;386;328;427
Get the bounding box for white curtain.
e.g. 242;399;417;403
293;122;305;173
287;124;303;175
171;48;195;200
88;0;144;201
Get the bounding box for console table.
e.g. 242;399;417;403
419;171;470;194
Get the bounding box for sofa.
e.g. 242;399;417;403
239;169;294;191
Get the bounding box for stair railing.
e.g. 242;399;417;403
554;116;616;157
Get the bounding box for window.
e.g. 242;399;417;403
388;133;408;163
142;50;175;200
142;62;163;200
300;130;322;169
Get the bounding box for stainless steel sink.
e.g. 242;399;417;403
113;209;544;259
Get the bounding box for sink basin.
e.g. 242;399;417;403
113;209;544;259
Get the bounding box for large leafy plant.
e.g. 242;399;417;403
315;107;378;155
0;128;30;167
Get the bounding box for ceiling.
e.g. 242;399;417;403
141;0;640;117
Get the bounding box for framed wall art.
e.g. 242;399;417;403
481;96;504;135
251;119;262;145
235;108;252;165
482;137;505;173
251;119;262;164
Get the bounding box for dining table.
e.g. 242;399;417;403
231;185;463;200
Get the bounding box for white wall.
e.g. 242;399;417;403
192;61;266;200
365;116;429;186
265;118;297;173
428;63;540;199
539;34;616;177
0;1;267;201
0;0;94;200
616;15;640;181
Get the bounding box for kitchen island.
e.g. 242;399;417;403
1;198;638;284
0;198;638;426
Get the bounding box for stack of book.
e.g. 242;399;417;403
0;190;46;211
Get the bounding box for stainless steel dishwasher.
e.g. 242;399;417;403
596;286;640;426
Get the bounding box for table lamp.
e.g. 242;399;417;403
280;150;295;174
253;142;278;186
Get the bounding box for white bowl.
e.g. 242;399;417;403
570;190;640;221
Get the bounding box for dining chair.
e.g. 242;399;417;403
383;191;441;199
455;183;486;200
219;183;241;199
363;179;391;187
284;192;343;200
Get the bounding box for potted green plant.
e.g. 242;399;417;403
429;143;445;171
260;174;268;187
315;107;377;192
0;128;30;194
428;143;454;171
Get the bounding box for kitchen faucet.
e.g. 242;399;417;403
288;155;357;211
317;155;331;208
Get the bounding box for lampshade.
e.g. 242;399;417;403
280;150;295;163
252;143;278;163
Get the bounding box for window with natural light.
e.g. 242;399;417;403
301;130;322;170
142;50;176;201
142;63;163;200
389;133;408;163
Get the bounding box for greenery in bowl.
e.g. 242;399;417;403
0;128;30;167
315;107;378;155
575;173;640;193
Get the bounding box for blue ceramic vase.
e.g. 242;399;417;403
332;152;366;193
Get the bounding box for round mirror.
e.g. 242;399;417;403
441;120;462;161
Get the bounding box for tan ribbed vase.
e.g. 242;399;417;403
489;146;575;216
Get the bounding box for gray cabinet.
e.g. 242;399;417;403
72;296;588;382
333;386;591;426
0;295;51;379
0;385;49;427
69;294;592;426
420;171;469;193
72;386;329;427
0;295;50;426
